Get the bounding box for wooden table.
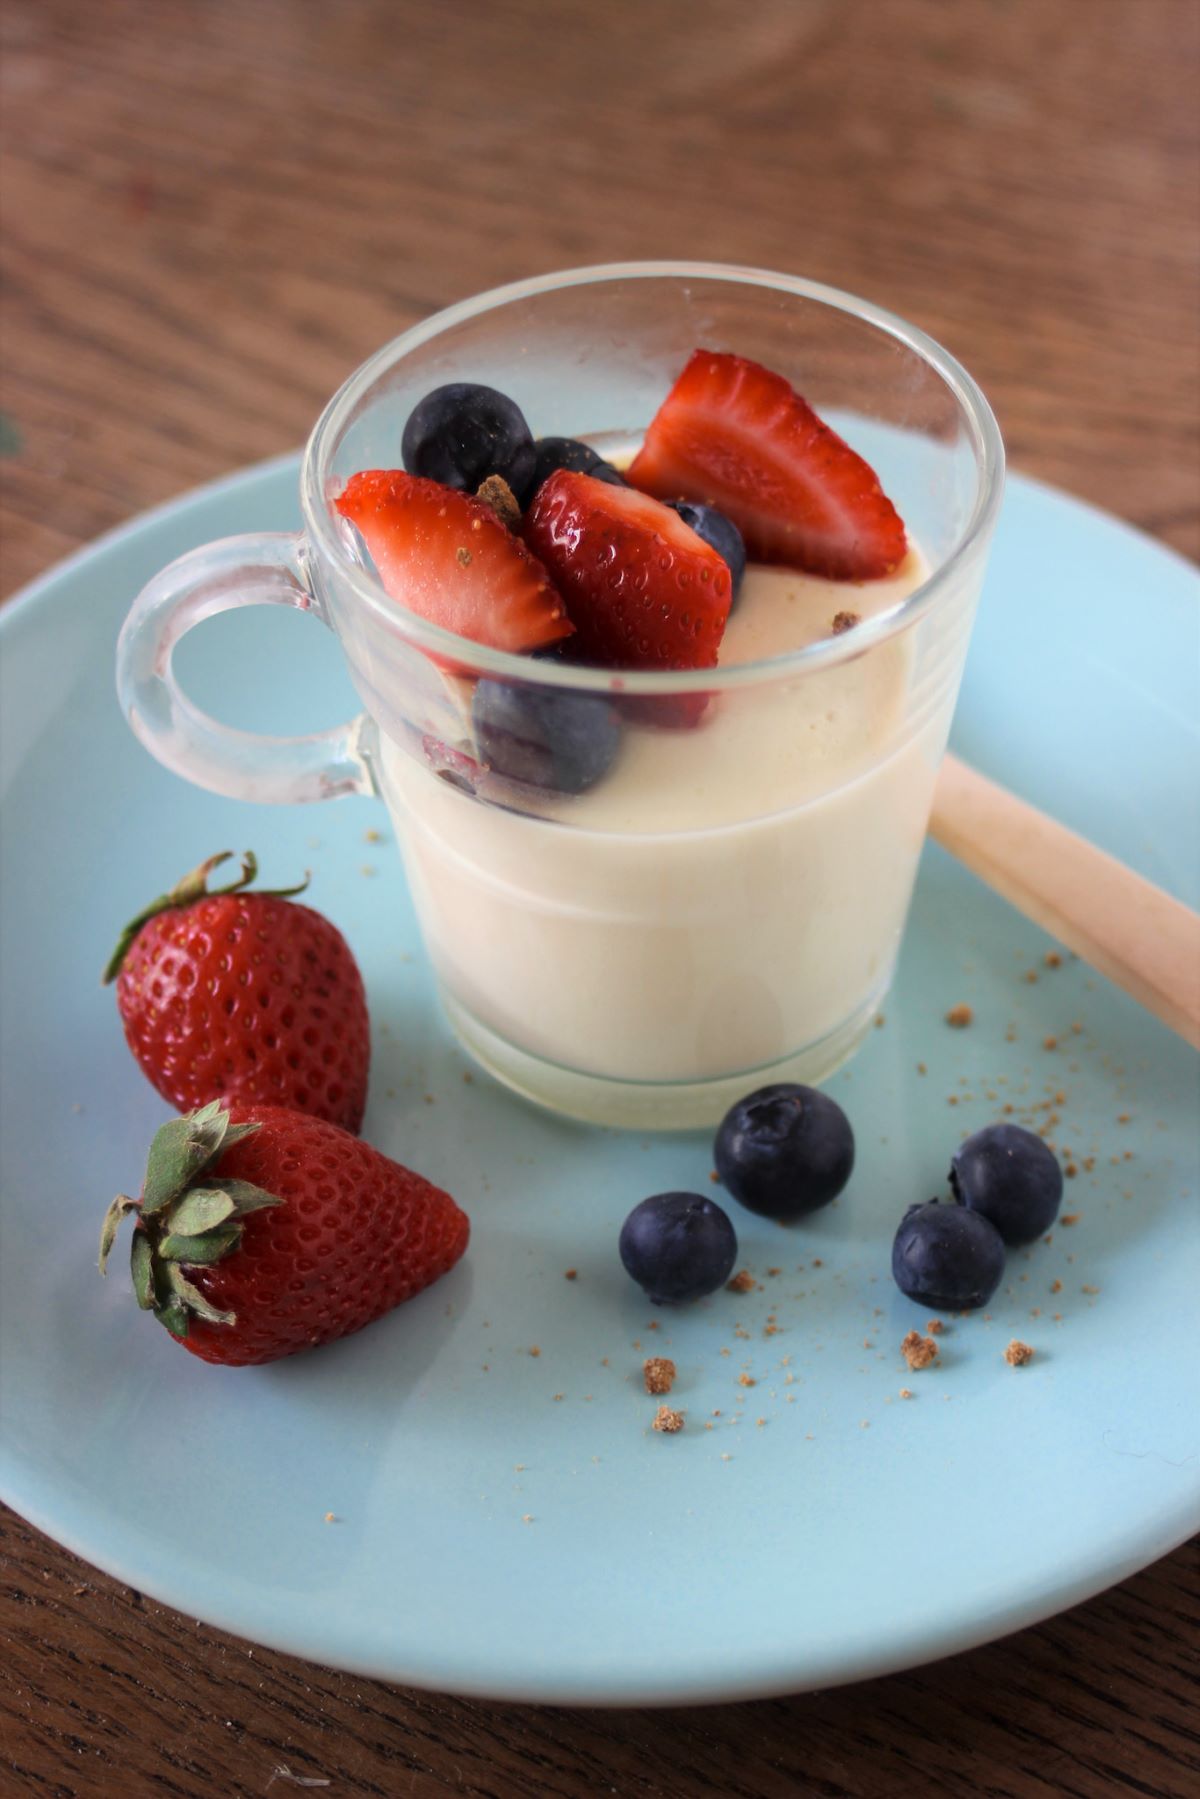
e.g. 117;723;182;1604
2;2;1197;1793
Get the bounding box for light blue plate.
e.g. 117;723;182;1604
1;458;1197;1704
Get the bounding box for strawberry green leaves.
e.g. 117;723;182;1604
98;1101;279;1340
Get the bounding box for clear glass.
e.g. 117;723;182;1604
117;262;1003;1128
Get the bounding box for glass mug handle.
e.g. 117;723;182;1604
115;532;375;804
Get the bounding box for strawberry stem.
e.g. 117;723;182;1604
102;851;309;984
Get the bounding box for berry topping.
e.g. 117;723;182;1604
105;851;370;1134
619;1192;738;1304
529;436;625;494
98;1100;469;1365
627;350;907;580
950;1123;1064;1245
335;470;573;655
714;1083;854;1219
472;678;621;795
524;469;732;671
669;500;746;600
401;382;536;502
891;1200;1006;1312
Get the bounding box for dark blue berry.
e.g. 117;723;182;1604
892;1200;1005;1311
529;436;625;494
714;1084;854;1219
473;678;620;795
670;501;746;599
402;383;535;501
950;1123;1063;1245
619;1192;738;1304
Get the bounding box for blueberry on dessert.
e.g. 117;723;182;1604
401;382;537;502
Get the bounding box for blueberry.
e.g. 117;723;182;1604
891;1200;1006;1311
529;436;626;493
670;501;746;599
714;1083;854;1219
402;383;536;501
473;678;621;795
619;1192;738;1304
950;1123;1064;1245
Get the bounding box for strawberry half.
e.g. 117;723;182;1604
336;469;573;654
523;470;732;671
627;350;907;581
99;1099;469;1365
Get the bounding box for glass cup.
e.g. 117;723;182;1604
116;262;1003;1128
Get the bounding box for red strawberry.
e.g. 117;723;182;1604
105;851;369;1134
336;469;573;653
627;350;907;581
98;1100;469;1365
523;470;732;671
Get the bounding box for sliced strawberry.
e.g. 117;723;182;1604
335;470;572;654
523;471;732;672
627;351;907;581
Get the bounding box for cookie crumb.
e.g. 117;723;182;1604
737;1373;756;1387
926;1318;945;1336
528;1346;541;1357
832;609;860;634
1004;1340;1035;1366
652;1406;685;1434
564;1268;577;1280
323;1512;336;1523
1065;1162;1078;1178
1050;1279;1063;1294
766;1266;782;1277
363;827;383;844
522;1513;534;1523
643;1356;676;1395
709;1169;721;1184
1082;1283;1100;1295
1061;1213;1080;1227
475;473;522;529
901;1330;939;1371
899;1388;913;1400
1023;970;1039;984
726;1269;756;1293
917;1062;927;1076
1043;1036;1058;1052
1044;951;1062;968
945;1003;974;1029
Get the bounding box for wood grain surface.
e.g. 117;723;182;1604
1;1;1197;1794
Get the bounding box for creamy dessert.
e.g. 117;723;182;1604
336;350;972;1121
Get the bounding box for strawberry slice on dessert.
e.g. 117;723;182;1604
335;469;573;654
627;350;907;581
524;470;733;671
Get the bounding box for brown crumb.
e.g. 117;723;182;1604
709;1169;721;1184
1065;1162;1078;1178
899;1388;913;1400
522;1513;534;1524
1082;1284;1100;1295
767;1266;782;1277
1004;1340;1035;1366
1117;1112;1132;1124
528;1346;541;1357
1050;1279;1063;1294
363;827;383;844
323;1512;337;1523
564;1268;577;1280
737;1373;756;1388
1044;951;1062;968
455;546;472;567
652;1406;685;1434
1061;1213;1080;1227
901;1330;939;1371
926;1319;945;1336
475;473;521;529
917;1062;928;1076
1024;970;1039;984
945;1003;974;1029
1043;1036;1058;1052
1071;1020;1083;1034
832;609;860;634
643;1356;677;1395
811;1258;823;1268
726;1269;756;1293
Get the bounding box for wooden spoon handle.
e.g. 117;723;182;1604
929;754;1200;1049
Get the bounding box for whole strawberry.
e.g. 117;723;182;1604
99;1099;470;1364
104;851;370;1133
